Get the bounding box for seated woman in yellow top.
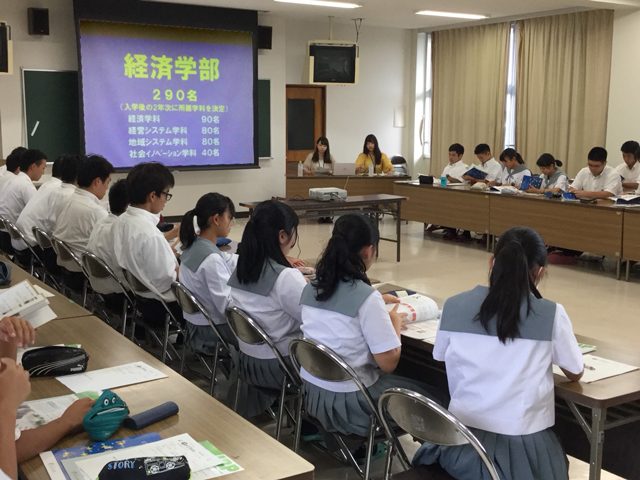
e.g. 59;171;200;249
355;134;394;174
303;137;336;176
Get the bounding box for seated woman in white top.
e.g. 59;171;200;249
413;226;584;480
227;200;307;414
523;154;569;194
303;136;336;176
178;193;238;352
299;214;441;441
490;148;531;188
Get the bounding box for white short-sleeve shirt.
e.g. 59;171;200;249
112;206;178;302
571;165;623;196
230;267;306;358
87;213;122;295
37;177;62;196
476;158;503;182
53;189;108;272
179;249;237;326
498;166;532;187
440;161;469;181
301;289;401;392
615;162;640;183
434;287;583;436
541;172;569;191
0;172;37;224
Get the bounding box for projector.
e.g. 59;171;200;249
309;187;347;201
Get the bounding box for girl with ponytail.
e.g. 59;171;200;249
414;226;584;480
178;193;237;349
522;153;569;194
299;214;441;452
491;148;531;188
227;200;308;416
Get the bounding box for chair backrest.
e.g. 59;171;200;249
391;155;407;165
289;338;379;419
0;215;7;232
5;220;43;265
32;227;53;249
122;268;150;294
172;281;230;351
50;236;81;265
225;306;299;384
378;388;501;480
82;252;134;304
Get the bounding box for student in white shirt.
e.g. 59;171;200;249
227;200;306;416
569;147;623;199
0;147;26;184
87;179;129;303
414;227;584;480
0;149;47;255
616;140;640;190
462;143;502;184
112;162;183;330
179;193;238;351
300;214;440;454
490;148;531;188
53;155;113;292
523;154;569;194
0;316;93;475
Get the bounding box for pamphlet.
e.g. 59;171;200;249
0;280;56;327
17;391;99;432
385;294;440;323
56;361;167;393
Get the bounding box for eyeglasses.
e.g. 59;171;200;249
159;191;173;201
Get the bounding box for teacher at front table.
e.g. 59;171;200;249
355;134;394;174
303;136;336;176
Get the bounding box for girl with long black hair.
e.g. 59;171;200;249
302;136;336;175
355;134;394;174
413;226;584;480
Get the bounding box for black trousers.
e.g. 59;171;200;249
136;297;185;331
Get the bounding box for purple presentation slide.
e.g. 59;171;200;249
79;30;254;169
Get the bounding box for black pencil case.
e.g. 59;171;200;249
22;346;89;377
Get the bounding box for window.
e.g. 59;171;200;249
415;32;433;159
504;22;517;150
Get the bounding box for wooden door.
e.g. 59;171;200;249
286;85;326;172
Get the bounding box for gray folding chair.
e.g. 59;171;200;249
32;226;63;292
50;235;90;307
82;252;134;336
3;219;45;278
378;388;500;480
171;281;232;397
225;306;301;442
0;216;10;259
289;337;387;480
122;268;186;371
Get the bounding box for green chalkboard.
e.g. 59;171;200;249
257;79;271;158
23;70;80;160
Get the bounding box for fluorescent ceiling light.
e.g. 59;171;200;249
415;10;488;20
274;0;362;8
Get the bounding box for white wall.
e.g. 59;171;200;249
284;20;411;163
605;9;640;168
0;1;412;215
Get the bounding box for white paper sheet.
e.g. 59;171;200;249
402;320;439;344
17;392;97;431
554;354;639;383
34;284;55;298
56;361;167;393
75;434;224;479
386;294;439;323
23;305;57;328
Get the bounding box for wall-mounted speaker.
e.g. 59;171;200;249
0;22;13;75
258;25;272;50
28;8;49;35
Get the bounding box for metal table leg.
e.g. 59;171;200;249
396;201;401;262
589;407;605;480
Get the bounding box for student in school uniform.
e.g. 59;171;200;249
569;147;622;199
490;148;531;188
462;144;502;184
112;162;184;330
53;155;113;290
227;200;306;415
299;214;442;450
178;192;238;351
303;137;336;176
355;134;394;174
0;149;47;256
522;154;569;194
86;179;129;305
0;316;93;474
0;147;26;185
413;226;584;480
616;140;640;190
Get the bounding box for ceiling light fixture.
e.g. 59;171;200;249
415;10;489;20
274;0;362;8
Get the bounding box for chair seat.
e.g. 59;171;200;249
393;464;456;480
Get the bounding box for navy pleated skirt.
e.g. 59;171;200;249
413;427;569;480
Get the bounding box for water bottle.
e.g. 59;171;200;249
368;162;374;177
440;176;447;187
297;161;303;177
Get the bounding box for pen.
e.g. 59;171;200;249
584;364;596;371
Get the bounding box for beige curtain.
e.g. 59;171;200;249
516;10;614;177
431;23;510;175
